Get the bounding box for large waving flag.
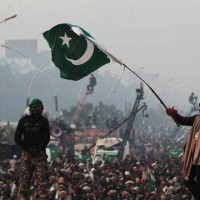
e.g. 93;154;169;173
43;23;110;80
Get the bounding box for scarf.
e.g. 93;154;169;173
182;115;200;180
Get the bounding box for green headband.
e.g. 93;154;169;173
29;98;43;107
29;98;43;115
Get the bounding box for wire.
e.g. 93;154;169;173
112;66;125;94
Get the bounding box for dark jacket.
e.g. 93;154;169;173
15;114;50;153
175;113;198;126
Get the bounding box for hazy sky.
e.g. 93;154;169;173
1;0;200;109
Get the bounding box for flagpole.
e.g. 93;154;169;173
121;65;179;127
120;65;179;127
78;33;179;127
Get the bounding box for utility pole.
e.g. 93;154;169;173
118;82;144;160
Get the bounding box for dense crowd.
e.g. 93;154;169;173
0;125;194;200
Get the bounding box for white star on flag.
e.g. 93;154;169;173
59;33;72;47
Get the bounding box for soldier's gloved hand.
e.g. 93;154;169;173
166;107;177;117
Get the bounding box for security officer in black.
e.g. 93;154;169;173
15;98;50;200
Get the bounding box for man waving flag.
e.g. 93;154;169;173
43;23;110;80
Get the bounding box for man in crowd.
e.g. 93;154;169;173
166;106;200;200
15;98;50;200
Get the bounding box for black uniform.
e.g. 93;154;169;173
15;113;50;199
15;114;50;154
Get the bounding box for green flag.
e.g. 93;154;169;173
166;148;183;158
147;166;156;192
102;153;114;163
43;23;110;80
46;147;59;162
75;151;90;163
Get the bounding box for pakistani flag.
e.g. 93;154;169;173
46;147;59;162
43;23;110;80
75;151;90;163
166;148;183;158
102;153;114;163
147;166;156;192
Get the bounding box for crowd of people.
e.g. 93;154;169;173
0;97;198;199
0;123;193;200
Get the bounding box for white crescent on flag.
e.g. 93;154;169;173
59;30;95;66
65;38;94;65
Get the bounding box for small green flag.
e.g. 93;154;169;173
75;151;90;163
166;148;183;158
147;166;156;192
43;23;110;80
46;147;59;162
102;153;113;163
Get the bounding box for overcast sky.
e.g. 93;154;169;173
1;0;200;109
